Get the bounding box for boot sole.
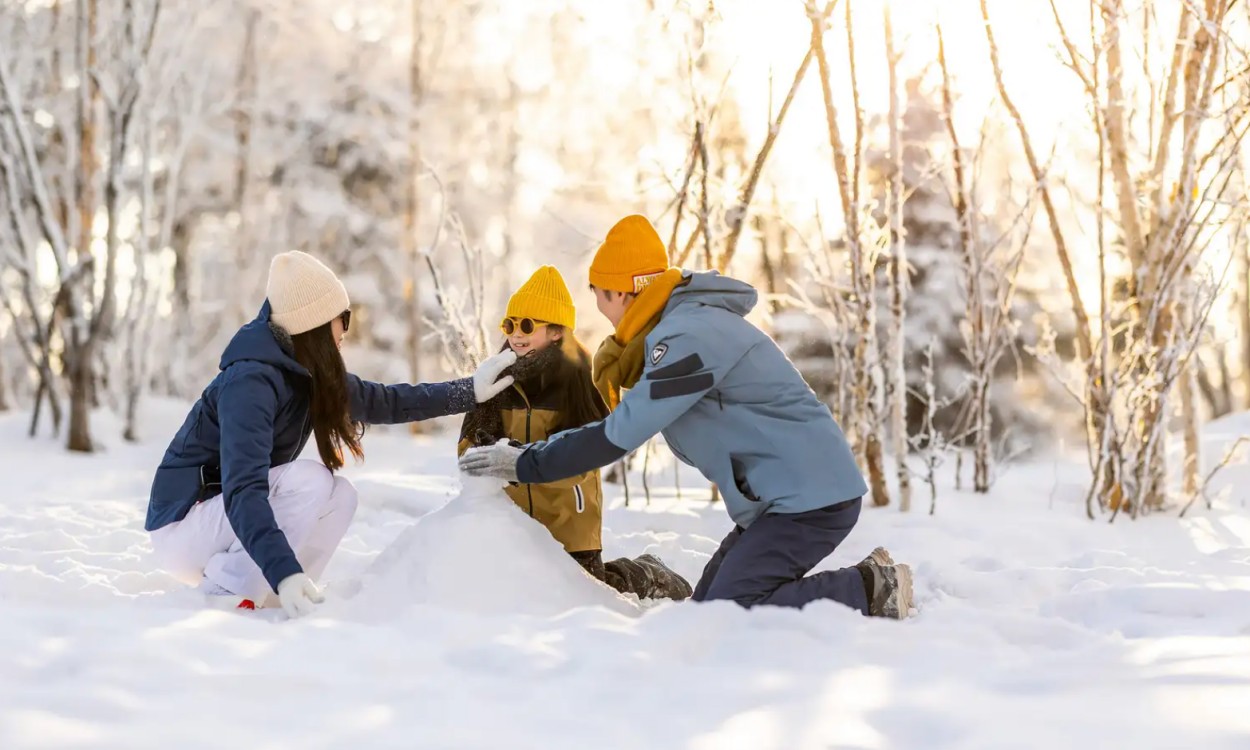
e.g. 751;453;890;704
867;547;894;567
890;563;914;619
872;563;915;619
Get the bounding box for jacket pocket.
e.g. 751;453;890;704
574;485;586;513
731;456;762;502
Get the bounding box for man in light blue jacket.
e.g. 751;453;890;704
461;215;912;618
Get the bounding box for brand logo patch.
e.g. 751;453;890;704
633;272;663;293
650;343;668;366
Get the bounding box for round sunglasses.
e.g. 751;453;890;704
500;317;550;336
338;309;351;332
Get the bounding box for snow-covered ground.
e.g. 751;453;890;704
2;401;1249;749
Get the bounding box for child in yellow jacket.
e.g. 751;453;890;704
458;266;690;601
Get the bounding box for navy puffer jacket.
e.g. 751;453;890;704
146;303;474;591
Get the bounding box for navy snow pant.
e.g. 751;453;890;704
691;497;868;614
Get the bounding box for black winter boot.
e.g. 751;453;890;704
604;554;693;601
635;553;694;601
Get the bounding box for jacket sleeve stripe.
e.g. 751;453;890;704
650;372;715;400
644;353;705;380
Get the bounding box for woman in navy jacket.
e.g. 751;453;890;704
147;251;515;617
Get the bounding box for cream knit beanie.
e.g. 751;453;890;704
266;251;351;335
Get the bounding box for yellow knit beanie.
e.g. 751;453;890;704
266;251;351;335
589;215;670;293
506;265;576;329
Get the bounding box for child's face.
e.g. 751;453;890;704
508;324;561;357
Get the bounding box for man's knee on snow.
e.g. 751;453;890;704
699;579;768;608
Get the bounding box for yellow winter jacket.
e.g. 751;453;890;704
458;382;604;553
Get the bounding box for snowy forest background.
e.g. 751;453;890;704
3;0;1249;520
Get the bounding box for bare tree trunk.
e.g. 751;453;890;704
0;52;72;439
164;216;192;395
32;322;62;438
919;341;942;515
808;0;889;506
757;215;778;312
938;24;992;493
66;339;94;452
667;124;701;260
233;12;258;210
404;0;424;410
1172;0;1224;504
0;333;9;412
1102;0;1152;275
76;0;98;274
975;378;992;491
231;9;260;320
124;112;160;443
51;0;64;83
1107;0;1168;511
66;0;99;454
884;0;910;511
1142;0;1221;513
1179;308;1202;499
1240;235;1250;408
699;133;713;271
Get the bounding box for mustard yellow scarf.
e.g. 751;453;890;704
592;269;685;410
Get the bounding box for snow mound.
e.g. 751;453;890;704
348;477;640;618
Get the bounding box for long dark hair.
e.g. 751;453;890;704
292;323;364;472
538;327;608;432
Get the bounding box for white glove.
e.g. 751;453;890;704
473;350;517;403
276;573;324;619
458;439;523;482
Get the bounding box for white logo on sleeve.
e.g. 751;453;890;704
650;343;668;366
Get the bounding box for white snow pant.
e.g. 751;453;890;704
150;460;358;602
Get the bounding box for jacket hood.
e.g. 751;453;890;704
219;301;309;376
664;270;758;318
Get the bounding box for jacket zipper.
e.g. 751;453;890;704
517;384;535;518
525;408;534;516
290;381;312;462
291;411;310;462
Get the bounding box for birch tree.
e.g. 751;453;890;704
0;305;11;412
0;0;163;451
990;0;1248;515
807;0;890;506
937;24;1030;494
883;0;910;509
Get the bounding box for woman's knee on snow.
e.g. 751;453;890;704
329;476;358;518
277;459;336;501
